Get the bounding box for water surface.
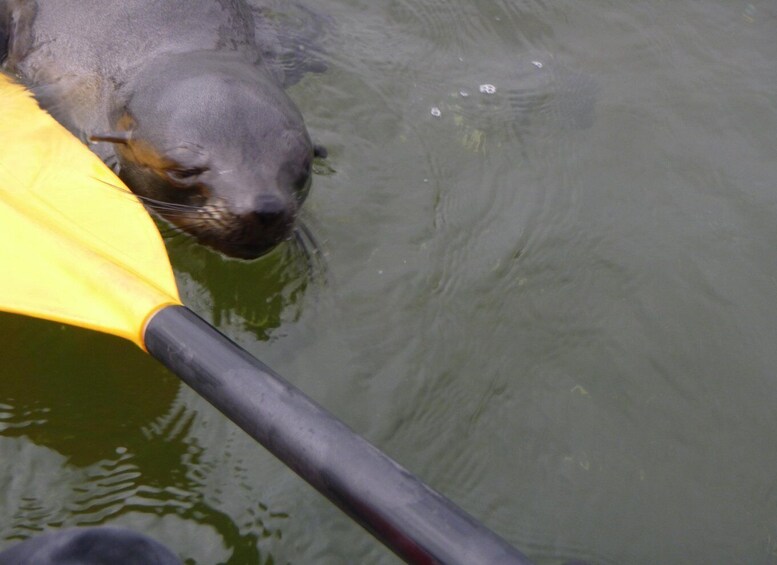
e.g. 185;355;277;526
2;1;777;563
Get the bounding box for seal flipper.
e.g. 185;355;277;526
250;1;330;88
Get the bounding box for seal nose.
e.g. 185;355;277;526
219;194;296;258
249;194;293;234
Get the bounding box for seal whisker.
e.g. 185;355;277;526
291;220;328;283
91;176;193;209
142;201;202;214
159;225;192;239
91;178;206;216
88;177;181;210
91;177;215;226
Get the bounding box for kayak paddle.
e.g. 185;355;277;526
0;73;532;565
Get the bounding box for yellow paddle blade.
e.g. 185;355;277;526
0;74;181;349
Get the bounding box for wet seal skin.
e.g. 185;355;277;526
0;0;326;259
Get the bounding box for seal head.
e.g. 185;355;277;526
98;51;314;259
1;1;327;259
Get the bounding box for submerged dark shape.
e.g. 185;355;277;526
0;0;326;259
0;527;182;565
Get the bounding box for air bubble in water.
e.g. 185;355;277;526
479;84;496;94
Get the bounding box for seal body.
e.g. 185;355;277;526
0;0;319;259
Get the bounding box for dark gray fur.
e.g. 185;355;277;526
0;0;323;259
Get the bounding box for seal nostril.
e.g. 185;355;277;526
249;196;292;232
253;208;287;229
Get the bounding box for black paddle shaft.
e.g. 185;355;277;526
144;306;533;565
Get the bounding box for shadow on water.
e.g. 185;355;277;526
0;314;179;466
162;214;327;343
0;312;294;563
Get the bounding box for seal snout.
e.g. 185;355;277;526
199;192;298;260
240;194;296;244
250;193;294;232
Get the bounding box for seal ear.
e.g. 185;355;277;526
313;144;328;159
90;131;132;144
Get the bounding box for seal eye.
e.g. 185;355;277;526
165;167;207;185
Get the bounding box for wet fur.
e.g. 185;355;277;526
0;0;323;259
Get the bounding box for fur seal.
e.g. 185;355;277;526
0;0;324;259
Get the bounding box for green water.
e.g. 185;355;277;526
2;1;777;563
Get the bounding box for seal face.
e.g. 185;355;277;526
108;51;315;259
0;0;323;259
